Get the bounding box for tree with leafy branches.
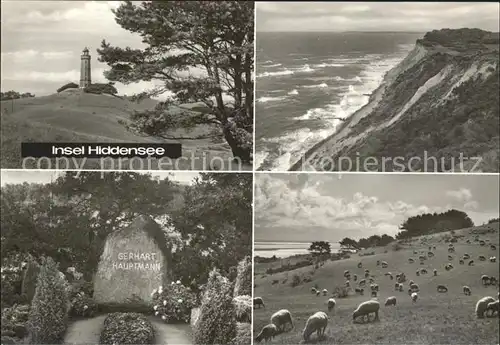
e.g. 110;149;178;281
97;1;254;163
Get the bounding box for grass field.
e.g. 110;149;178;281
0;90;251;170
253;223;500;344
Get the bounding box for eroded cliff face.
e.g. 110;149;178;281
293;29;499;172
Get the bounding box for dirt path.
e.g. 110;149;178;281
63;315;192;345
63;315;107;344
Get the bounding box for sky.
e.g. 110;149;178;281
0;1;205;98
255;173;500;242
0;170;200;186
256;2;500;32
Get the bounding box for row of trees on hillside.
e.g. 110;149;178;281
1;172;252;290
97;1;254;163
336;209;477;250
1;91;35;101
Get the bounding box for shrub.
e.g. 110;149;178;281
233;256;251;297
1;304;30;342
193;269;237;345
21;259;41;303
151;280;198;324
232;295;251;323
290;274;301;287
56;82;79;93
83;83;118;95
27;257;69;344
232;322;251;345
99;312;154;345
69;291;97;318
332;286;349;298
265;258;313;274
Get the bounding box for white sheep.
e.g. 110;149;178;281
254;297;265;308
316;291;321;296
255;324;278;343
463;286;471;296
353;274;358;281
385;296;397;306
481;275;490;286
437;284;448;293
486;300;499;317
322;288;328;296
327;298;336;312
311;287;317;294
381;261;388;268
394;283;400;291
490;256;497;263
398;284;404;292
410;283;419;292
353;300;380;322
270;309;294;332
302;311;328;341
475;296;496;318
411;292;418;302
345;280;350;287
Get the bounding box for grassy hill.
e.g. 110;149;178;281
1;89;250;170
253;222;500;344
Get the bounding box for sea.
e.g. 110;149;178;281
255;32;424;171
254;241;341;259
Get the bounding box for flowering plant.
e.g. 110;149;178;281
151;280;198;323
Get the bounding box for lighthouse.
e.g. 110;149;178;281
80;47;91;88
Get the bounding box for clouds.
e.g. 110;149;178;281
256;2;500;32
255;174;499;242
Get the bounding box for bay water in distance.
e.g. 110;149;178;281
254;241;341;259
255;31;424;171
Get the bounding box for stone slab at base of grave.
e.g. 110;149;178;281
93;215;171;306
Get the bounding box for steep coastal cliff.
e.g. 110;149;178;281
291;28;499;172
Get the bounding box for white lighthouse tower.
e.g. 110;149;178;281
80;47;91;88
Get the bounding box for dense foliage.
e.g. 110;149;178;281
99;312;155;345
308;241;332;255
1;91;35;101
83;83;118;95
193;269;237;345
151;281;198;323
56;83;79;93
396;209;474;239
97;1;254;162
27;257;69;344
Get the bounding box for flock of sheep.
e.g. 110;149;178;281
254;239;499;343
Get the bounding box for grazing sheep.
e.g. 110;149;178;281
303;311;328;341
344;270;350;277
479;256;486;261
419;255;426;261
468;260;474;266
354;287;364;295
420;269;428;275
448;243;453;247
353;300;380;322
413;250;418;255
482;275;490;286
358;279;366;286
491;245;497;250
463;286;472;296
385;272;392;277
416;270;420;276
370;284;379;292
353;274;358;281
463;254;470;260
327;298;336;312
490;256;497;263
433;269;437;276
479;241;486;246
254;297;265;308
486;300;499;317
255;324;278;343
381;261;388;268
411;292;418;302
408;258;415;263
428;252;434;258
322;289;328;296
357;262;362;268
475;296;496;318
448;247;455;253
311;287;317;294
448;255;453;261
437;285;448;293
394;283;400;291
408;288;412;295
459;259;464;265
365;272;370;278
270;309;294;332
371;290;377;297
345;280;350;287
410;284;419;292
385;296;397;306
316;291;321;296
364;269;370;274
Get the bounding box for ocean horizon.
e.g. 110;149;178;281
255;31;424;171
254;241;341;258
